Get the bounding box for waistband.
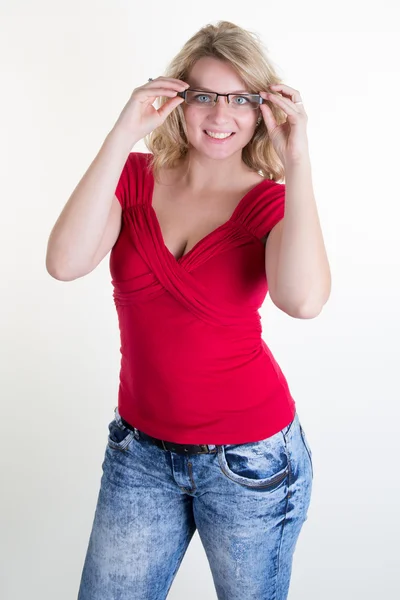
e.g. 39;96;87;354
115;406;217;454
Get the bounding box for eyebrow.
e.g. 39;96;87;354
189;84;251;94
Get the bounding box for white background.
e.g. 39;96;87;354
1;1;399;598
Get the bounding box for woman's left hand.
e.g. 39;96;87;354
259;84;309;166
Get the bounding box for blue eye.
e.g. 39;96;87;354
193;94;212;103
233;96;250;104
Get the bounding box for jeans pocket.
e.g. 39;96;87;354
299;424;313;479
107;418;135;452
217;431;289;489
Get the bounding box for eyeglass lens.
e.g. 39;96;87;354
183;90;260;109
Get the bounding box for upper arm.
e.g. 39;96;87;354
85;195;122;274
85;152;142;276
265;219;284;308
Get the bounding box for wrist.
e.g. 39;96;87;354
108;125;139;150
284;155;312;173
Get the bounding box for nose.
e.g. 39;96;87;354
216;94;229;104
215;94;230;108
211;95;232;119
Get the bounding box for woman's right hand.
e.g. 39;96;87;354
113;77;189;141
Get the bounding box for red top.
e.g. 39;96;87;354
111;151;296;444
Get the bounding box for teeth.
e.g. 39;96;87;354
205;131;232;139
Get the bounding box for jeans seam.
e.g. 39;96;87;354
273;433;292;600
299;425;313;479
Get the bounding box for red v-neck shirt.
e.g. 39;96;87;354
111;151;296;444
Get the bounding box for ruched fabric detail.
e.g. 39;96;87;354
109;152;296;445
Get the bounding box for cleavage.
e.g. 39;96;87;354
152;190;241;260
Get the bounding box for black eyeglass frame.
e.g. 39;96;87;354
176;88;267;108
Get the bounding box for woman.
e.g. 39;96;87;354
46;20;330;600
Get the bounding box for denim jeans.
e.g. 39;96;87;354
77;407;313;600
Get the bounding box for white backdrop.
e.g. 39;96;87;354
1;1;399;598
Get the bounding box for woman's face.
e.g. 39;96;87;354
182;57;260;159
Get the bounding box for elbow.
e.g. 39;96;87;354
45;257;84;281
272;296;325;319
46;257;62;280
45;253;65;280
297;284;331;318
45;245;91;281
278;303;323;319
271;280;331;319
296;303;324;319
46;264;73;281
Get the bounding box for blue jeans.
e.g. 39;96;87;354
77;407;313;600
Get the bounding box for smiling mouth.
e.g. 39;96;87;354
203;130;236;139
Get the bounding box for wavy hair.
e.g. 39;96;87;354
144;20;287;184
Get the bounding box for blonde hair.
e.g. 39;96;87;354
145;20;287;184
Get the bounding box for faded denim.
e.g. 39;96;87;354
77;407;313;599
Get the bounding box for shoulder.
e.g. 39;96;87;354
123;151;155;182
115;152;154;209
235;175;286;238
126;151;152;167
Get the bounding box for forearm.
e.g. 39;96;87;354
275;159;331;317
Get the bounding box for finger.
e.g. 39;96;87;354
268;84;304;109
157;96;185;120
145;82;189;95
261;92;298;114
143;86;186;95
148;77;190;88
137;87;186;103
259;103;277;131
269;83;299;96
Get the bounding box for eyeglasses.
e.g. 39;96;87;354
176;88;266;110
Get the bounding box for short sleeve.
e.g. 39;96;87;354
263;181;286;235
114;153;134;210
114;152;152;210
236;179;286;239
